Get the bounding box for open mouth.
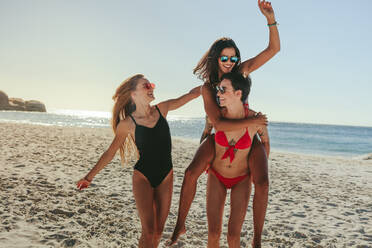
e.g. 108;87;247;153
219;97;225;104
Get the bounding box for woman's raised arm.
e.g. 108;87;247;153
239;0;280;75
157;85;201;118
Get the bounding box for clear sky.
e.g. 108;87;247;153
1;0;371;126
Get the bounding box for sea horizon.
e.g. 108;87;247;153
48;108;372;128
1;108;371;129
1;109;372;160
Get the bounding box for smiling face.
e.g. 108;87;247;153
216;78;241;107
218;47;238;75
131;78;155;104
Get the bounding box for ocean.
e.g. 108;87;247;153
1;110;371;159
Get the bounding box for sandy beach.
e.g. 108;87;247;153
0;122;371;248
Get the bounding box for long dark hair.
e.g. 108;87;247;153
193;37;241;86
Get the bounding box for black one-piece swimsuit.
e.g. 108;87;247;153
129;105;173;188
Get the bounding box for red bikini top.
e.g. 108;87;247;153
214;104;251;163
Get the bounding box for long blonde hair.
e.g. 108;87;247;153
112;74;143;166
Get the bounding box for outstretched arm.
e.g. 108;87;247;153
157;86;201;118
239;0;280;75
77;119;132;190
202;83;268;132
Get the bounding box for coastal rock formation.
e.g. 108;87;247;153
0;90;46;112
25;100;46;112
0;91;9;107
8;98;26;111
9;98;25;107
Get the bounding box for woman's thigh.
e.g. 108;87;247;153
132;170;155;230
229;176;251;232
206;172;227;232
186;134;215;176
248;136;268;184
153;170;173;230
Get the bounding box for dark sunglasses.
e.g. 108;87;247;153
216;85;229;94
144;82;155;89
220;55;239;63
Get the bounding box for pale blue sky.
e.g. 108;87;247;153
1;0;371;126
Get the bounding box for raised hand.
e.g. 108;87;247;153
258;0;275;22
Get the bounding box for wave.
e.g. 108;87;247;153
361;153;372;160
351;153;372;160
2;110;372;159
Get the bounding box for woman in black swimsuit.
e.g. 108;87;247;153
77;74;200;247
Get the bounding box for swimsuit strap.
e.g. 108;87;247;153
128;114;137;126
155;105;162;117
129;106;162;126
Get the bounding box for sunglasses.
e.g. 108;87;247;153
216;85;232;94
220;56;239;63
144;82;155;89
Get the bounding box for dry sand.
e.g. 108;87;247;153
0;123;371;248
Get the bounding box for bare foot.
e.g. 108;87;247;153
167;225;186;246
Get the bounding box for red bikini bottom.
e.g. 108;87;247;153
208;167;248;189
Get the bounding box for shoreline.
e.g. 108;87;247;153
1;120;370;160
0;122;372;247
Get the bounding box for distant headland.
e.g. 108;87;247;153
0;90;46;112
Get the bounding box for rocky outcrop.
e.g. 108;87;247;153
0;91;9;107
8;98;26;111
25;100;46;112
0;91;46;112
9;98;25;107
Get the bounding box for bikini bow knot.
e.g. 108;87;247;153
222;145;235;163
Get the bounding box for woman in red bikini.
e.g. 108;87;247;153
170;1;279;247
207;72;269;248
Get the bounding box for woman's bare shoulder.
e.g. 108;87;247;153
116;116;135;134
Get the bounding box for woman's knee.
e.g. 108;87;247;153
154;230;163;241
227;228;241;242
154;221;166;236
208;227;222;240
141;228;155;240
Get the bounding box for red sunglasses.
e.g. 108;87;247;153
144;82;155;89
